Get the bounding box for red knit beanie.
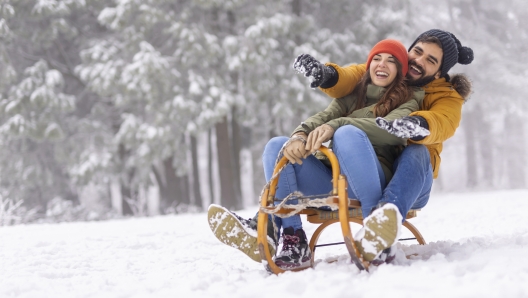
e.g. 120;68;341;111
366;39;409;76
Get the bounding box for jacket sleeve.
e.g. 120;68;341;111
290;95;356;136
319;63;367;98
324;99;420;146
409;90;463;145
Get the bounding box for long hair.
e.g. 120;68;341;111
349;59;414;117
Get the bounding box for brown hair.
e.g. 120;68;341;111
349;59;414;117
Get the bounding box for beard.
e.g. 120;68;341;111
406;60;438;87
407;74;437;87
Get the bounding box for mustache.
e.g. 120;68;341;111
409;60;425;74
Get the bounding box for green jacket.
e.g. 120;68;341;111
292;84;424;183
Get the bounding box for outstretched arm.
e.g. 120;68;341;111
319;63;366;99
292;54;366;98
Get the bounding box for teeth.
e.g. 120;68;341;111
376;71;389;77
411;66;422;74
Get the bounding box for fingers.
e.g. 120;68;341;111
392;118;412;130
375;117;390;130
376;117;399;134
293;54;306;70
293;54;314;74
283;149;302;164
305;126;334;156
312;135;325;152
283;140;306;164
305;129;321;154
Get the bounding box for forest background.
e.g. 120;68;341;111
0;0;526;225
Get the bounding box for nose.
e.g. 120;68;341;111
413;55;425;67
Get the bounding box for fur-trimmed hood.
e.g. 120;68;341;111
450;73;472;101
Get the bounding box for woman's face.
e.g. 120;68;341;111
369;53;398;87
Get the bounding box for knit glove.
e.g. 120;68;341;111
283;134;308;165
376;116;431;140
293;54;337;88
305;124;335;154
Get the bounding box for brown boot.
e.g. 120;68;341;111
207;204;277;262
354;203;402;262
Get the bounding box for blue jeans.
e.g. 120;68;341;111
378;144;433;217
262;125;386;233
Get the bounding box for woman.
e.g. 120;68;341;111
208;39;424;270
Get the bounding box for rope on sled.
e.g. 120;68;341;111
259;192;339;218
257;136;338;220
256;136;307;246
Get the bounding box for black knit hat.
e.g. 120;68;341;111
408;29;474;78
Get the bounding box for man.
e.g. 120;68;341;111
208;29;473;269
292;29;473;263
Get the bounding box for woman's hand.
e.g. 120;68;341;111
305;124;335;155
283;133;308;164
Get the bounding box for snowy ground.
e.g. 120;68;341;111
2;189;528;298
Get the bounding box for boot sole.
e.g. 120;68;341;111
355;204;402;262
207;204;276;263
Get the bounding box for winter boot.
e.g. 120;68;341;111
273;227;312;270
207;204;277;262
370;245;397;266
354;203;402;262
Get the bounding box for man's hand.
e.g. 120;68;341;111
305;124;335;155
293;54;336;88
283;134;308;164
376;116;431;139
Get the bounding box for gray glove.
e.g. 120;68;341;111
293;54;337;88
376;116;431;139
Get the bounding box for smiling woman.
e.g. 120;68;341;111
366;38;409;87
370;53;398;87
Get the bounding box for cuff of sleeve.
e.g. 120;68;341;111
324;121;339;133
291;129;308;137
410;116;429;141
319;65;338;89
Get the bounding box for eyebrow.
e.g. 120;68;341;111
414;45;439;64
374;54;395;59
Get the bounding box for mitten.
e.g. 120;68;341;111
293;54;337;88
376;116;430;139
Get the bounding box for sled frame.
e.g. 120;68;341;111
257;146;425;275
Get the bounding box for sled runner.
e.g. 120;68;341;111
257;146;425;274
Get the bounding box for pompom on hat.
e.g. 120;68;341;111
366;39;409;76
408;29;474;77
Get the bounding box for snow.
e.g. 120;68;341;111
2;189;528;298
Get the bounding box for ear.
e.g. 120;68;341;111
434;71;441;79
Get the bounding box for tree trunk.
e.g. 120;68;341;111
118;143;134;215
291;0;301;16
230;107;242;205
478;106;493;187
464;110;479;188
505;114;526;188
190;135;203;208
151;157;180;212
176;174;190;207
216;117;239;209
208;128;216;203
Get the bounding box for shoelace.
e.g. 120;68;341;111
281;234;300;252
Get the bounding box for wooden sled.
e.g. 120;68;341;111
256;146;425;274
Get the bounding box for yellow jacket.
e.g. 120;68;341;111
320;63;468;179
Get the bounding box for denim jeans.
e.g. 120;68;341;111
379;144;433;217
261;125;386;232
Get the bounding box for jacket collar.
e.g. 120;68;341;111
366;84;386;104
424;77;454;93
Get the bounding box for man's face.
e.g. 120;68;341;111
406;42;443;85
